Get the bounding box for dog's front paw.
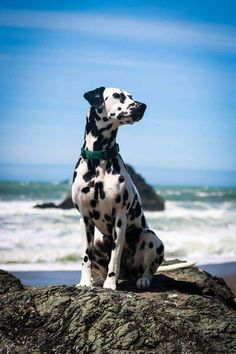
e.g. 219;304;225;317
76;279;92;288
75;283;92;288
136;277;151;289
103;278;117;290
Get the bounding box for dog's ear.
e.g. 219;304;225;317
84;87;105;109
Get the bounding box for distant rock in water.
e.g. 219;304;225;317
126;164;164;211
34;164;165;211
0;261;235;353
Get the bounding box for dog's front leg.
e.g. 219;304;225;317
76;216;94;287
103;215;127;290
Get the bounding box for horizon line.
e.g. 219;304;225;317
0;162;236;174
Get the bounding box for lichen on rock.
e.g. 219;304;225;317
0;263;235;353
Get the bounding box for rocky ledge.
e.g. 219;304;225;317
0;263;235;353
34;164;165;211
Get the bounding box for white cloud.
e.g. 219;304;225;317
0;10;236;54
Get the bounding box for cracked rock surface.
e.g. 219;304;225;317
0;262;235;353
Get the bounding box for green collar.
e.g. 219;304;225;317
81;143;120;160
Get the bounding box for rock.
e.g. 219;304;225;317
126;164;164;211
0;262;235;353
34;198;74;210
34;164;165;211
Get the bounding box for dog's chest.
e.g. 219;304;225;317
72;158;133;225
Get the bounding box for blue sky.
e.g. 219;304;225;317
0;1;236;185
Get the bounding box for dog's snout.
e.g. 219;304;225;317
131;102;147;121
138;102;147;114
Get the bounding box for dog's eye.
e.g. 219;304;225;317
113;93;121;99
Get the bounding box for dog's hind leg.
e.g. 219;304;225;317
103;214;127;290
76;216;94;287
133;230;164;289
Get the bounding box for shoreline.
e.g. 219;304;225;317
1;255;236;272
1;260;235;294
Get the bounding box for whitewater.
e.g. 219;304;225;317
0;182;236;270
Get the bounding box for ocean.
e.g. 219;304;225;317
0;181;236;270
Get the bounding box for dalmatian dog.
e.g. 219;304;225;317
72;87;164;290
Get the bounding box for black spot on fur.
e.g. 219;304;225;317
105;214;111;222
81;186;90;194
149;242;154;248
103;117;109;122
95;182;106;200
108;272;116;277
86;248;93;260
108;130;118;146
83;216;89;225
87;233;92;243
105;123;113;130
106;160;112;173
112;208;116;216
141;215;146;228
112;242;116;250
119;175;125;183
135;202;142;218
89;224;94;235
93;210;100;220
129;197;136;214
159;255;164;264
75;158;81;169
107;223;113;234
139;241;145;250
98;182;106;199
115;195;121;203
112;158;121;175
117;219;122;228
156;244;164;255
91;200;97;208
72;170;77;182
125;226;142;246
120;93;126;103
123;189;129;204
84;256;88;262
83;170;95;183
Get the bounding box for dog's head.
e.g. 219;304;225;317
84;87;146;125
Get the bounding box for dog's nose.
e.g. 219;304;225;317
131;102;147;121
138;102;147;114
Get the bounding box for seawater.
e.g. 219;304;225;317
0;182;236;268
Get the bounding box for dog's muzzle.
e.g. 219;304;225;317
131;102;147;121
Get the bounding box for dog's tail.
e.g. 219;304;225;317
156;260;196;273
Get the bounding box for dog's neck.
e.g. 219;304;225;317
83;108;118;151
